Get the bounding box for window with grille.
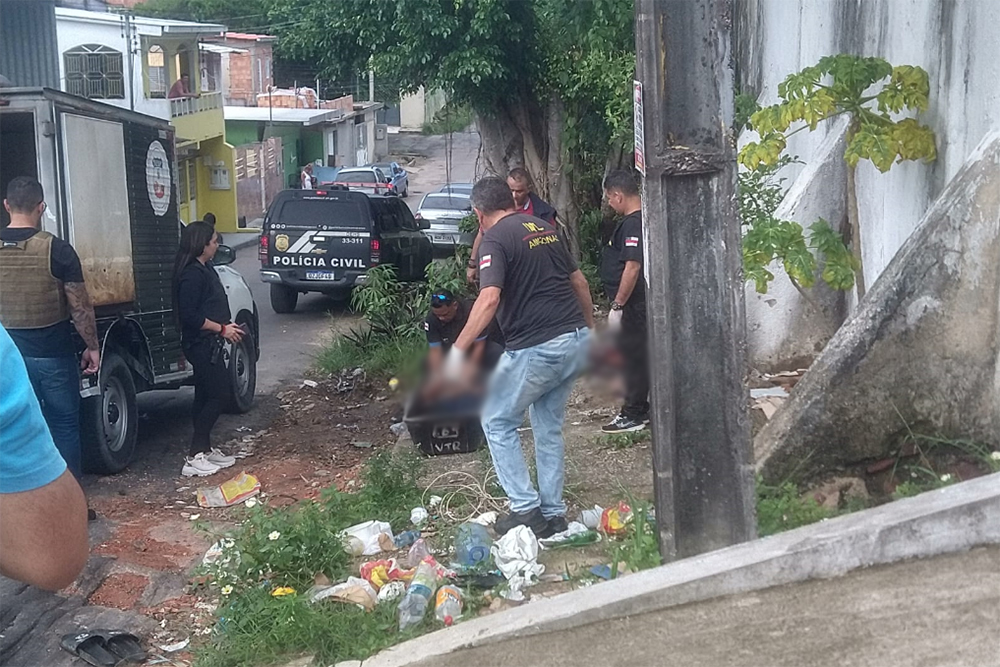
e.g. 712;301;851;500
64;44;125;100
147;45;166;98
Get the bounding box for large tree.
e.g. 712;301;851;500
133;0;634;248
271;0;634;250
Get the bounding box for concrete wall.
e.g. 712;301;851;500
399;86;447;131
737;0;1000;369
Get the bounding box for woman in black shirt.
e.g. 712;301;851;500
172;221;242;477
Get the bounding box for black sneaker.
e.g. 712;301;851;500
547;515;568;535
495;507;554;538
602;413;646;433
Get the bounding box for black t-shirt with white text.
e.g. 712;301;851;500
477;212;585;350
600;211;645;303
0;227;84;358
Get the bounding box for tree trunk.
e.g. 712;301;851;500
846;122;866;300
474;100;585;258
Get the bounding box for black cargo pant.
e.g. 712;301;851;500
186;338;229;456
619;300;650;419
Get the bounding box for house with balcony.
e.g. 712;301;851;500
53;7;241;230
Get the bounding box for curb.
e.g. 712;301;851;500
363;472;1000;666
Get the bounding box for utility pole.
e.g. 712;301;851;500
635;0;756;561
368;70;375;102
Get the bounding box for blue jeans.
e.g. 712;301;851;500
21;355;82;479
482;328;590;518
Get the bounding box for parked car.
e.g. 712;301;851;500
311;165;341;186
260;187;433;313
415;192;475;250
372;161;409;197
0;88;259;473
334;166;398;196
436;182;473;196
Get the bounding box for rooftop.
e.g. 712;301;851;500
55;7;225;36
221;31;277;42
224;106;346;126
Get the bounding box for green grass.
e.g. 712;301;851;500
595;430;651;450
755;478;835;537
194;452;430;667
316;334;425;382
421;103;473;135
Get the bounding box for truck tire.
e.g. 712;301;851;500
224;331;257;414
81;352;138;474
270;283;298;313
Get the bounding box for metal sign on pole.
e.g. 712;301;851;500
635;0;756;561
633;80;646;176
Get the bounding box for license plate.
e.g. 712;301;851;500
305;271;337;280
432;234;458;243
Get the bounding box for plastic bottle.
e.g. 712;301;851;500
434;585;463;626
454;523;492;567
397;559;440;631
406;538;431;568
393;530;420;549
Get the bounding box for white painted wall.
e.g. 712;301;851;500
399;86;447;131
738;0;1000;368
55;10;169;120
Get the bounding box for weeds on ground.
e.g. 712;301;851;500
599;497;661;577
596;430;651;450
888;432;998;499
194;452;427;667
755;477;834;537
421;103;472;135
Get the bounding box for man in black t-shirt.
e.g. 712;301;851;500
599;170;649;433
450;177;594;538
0;177;100;482
424;289;502;372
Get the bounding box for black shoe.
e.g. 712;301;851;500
547;515;568;535
87;508;98;522
602;413;646;434
495;507;554;538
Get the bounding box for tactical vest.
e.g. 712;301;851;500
0;230;71;329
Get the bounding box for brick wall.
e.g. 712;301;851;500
226;52;254;106
320;95;354;112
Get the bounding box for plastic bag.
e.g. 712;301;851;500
599;501;632;536
491;525;544;600
307;577;377;611
340;520;394;556
359;558;414;590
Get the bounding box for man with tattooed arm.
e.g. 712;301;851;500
0;177;100;489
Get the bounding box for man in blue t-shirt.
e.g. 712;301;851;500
0;324;89;590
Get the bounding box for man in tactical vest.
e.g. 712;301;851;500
0;177;100;480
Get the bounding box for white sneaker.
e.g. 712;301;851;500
206;447;236;469
182;453;221;477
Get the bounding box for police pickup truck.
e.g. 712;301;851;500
259;188;434;313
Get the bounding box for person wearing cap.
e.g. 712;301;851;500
425;289;501;373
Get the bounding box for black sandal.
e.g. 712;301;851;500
94;630;146;664
59;633;123;667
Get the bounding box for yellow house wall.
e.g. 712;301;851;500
195;136;239;233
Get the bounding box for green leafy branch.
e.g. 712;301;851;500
737;55;937;299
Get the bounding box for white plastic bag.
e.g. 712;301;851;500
491;524;544;598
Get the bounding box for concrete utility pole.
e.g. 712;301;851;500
634;0;756;560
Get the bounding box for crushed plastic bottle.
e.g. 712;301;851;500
434;585;463;626
393;530;420;549
406;538;431;568
397;558;440;631
454;523;492;567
